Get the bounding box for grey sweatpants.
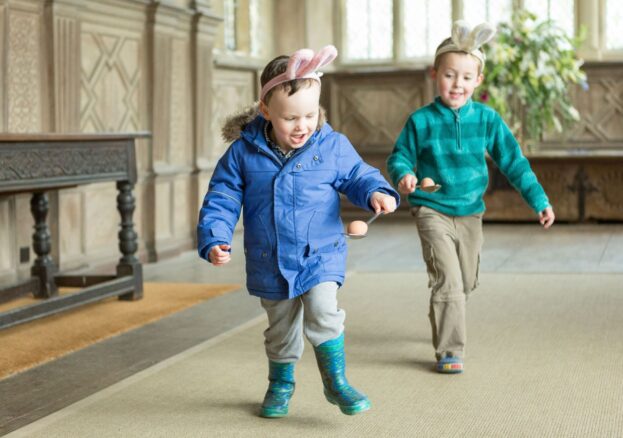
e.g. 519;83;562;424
412;206;483;360
260;281;345;363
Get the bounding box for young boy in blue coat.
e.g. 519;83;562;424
387;22;555;374
197;46;399;417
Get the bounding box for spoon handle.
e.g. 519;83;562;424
415;184;442;193
366;211;383;225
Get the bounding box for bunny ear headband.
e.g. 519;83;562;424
260;45;338;102
435;20;496;69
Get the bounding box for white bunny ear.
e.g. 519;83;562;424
471;22;496;48
451;20;472;49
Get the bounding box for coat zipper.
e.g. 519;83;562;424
257;147;283;168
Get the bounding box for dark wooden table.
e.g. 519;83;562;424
0;133;149;330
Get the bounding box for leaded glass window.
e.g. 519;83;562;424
462;0;513;27
523;0;575;37
224;0;238;52
404;0;452;58
345;0;393;60
249;0;260;56
606;0;623;50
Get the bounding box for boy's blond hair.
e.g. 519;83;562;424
433;38;485;74
433;21;496;74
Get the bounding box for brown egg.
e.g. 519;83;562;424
347;220;368;236
421;177;435;187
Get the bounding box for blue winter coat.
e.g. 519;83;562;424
197;109;399;300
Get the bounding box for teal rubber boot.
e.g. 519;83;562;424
313;333;371;415
260;361;295;418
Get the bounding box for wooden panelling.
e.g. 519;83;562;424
323;64;623;222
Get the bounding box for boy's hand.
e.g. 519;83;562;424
539;206;555;229
370;192;397;214
398;174;417;194
209;244;231;266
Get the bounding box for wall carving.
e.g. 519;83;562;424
0;144;129;181
541;63;623;152
194;42;213;167
173;177;190;235
84;184;118;252
0;6;4;129
152;33;172;164
169;37;192;166
7;10;41;133
54;14;82;132
0;200;12;272
322;72;431;153
484;161;579;221
0;0;222;282
210;68;255;165
59;190;83;260
585;165;623;220
80;30;141;133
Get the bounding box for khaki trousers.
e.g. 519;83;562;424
412;206;483;360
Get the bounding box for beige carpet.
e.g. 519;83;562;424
0;282;239;380
6;272;623;438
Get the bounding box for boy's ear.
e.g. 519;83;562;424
259;100;271;121
429;66;437;80
476;73;484;86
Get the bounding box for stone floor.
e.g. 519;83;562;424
147;221;623;282
1;221;622;435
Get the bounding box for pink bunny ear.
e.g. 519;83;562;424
285;48;315;80
260;45;338;101
296;45;338;77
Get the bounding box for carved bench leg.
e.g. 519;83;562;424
30;192;59;298
116;180;143;300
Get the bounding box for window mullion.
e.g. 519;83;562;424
453;0;462;21
336;0;345;64
394;0;403;61
366;0;372;59
577;0;602;59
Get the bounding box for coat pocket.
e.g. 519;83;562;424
244;245;283;291
244;246;273;262
304;238;343;257
304;235;346;275
302;211;346;275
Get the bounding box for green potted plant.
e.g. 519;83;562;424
476;10;588;152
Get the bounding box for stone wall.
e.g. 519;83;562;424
0;0;331;287
0;0;224;286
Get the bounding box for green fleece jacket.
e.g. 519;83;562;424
387;97;550;216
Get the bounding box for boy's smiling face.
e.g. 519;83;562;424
260;82;321;152
433;52;483;109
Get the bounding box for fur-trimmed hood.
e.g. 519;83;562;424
221;102;328;143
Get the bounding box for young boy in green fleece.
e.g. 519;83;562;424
386;21;555;374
